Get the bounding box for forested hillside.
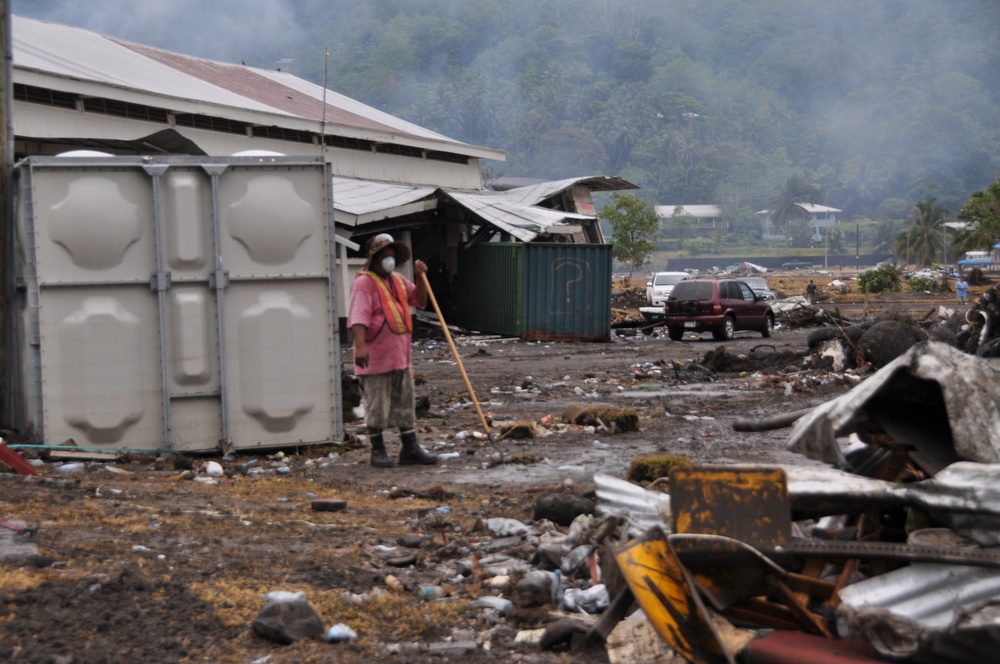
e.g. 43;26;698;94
17;0;1000;227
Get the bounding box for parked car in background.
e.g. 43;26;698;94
645;271;690;306
740;277;776;301
663;279;775;341
781;260;813;270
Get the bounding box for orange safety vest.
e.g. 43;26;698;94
360;270;412;334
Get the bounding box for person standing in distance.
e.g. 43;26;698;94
955;276;969;305
348;233;438;467
806;280;817;304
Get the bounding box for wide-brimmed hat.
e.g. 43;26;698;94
364;233;411;270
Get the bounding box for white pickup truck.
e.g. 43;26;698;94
645;271;690;306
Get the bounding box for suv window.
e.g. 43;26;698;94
671;281;714;301
738;282;756;300
725;282;744;299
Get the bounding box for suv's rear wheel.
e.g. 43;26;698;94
761;314;774;338
667;326;684;341
713;316;735;341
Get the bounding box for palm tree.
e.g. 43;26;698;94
903;198;949;267
768;175;821;233
871;220;897;254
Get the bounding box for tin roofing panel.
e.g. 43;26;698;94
332;177;436;226
497;175;637;207
12;15;502;159
445;190;590;242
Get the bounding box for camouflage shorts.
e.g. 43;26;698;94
358;369;415;430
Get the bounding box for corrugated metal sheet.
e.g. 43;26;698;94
331;177;437;226
445;190;590;242
594;472;671;537
497;175;638;206
837;562;1000;663
839;563;1000;631
12;15;504;161
524;244;611;341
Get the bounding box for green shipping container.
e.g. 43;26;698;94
456;243;611;341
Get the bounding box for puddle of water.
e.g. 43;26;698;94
445;454;631;485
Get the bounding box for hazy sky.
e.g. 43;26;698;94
12;1;305;66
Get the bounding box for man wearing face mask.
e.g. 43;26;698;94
348;233;439;467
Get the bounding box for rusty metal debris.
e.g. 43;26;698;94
592;340;1000;662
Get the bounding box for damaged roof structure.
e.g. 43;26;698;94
11;15;636;337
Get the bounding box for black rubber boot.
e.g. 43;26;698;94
398;430;438;466
369;433;395;468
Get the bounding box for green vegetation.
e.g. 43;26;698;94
19;1;1000;259
895;198;951;267
857;264;903;294
600;193;658;278
628;454;692;486
273;1;998;229
907;277;949;294
956;176;1000;254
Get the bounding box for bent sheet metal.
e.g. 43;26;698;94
615;526;735;664
787;341;1000;471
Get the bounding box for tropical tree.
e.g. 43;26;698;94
898;198;949;266
955;176;1000;254
827;226;846;254
665;205;696;243
871;219;897;254
768;175;822;233
787;218;814;248
600;193;658;279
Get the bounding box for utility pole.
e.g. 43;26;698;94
855;223;860;270
941;219;947;265
0;0;10;418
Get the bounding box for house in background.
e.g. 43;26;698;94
655;204;726;234
756;203;841;241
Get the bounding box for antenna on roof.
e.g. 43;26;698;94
320;48;329;159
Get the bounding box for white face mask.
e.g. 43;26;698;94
380;256;396;273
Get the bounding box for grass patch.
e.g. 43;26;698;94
572;406;640;433
627;454;692;484
497;420;539;439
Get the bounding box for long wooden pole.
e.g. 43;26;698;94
417;272;491;437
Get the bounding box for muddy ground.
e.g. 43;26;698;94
0;282;973;663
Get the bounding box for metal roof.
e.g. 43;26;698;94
443;189;590;242
655;204;722;218
332;175;634;242
496;175;637;206
12;15;505;161
756;203;842;215
332;177;437;227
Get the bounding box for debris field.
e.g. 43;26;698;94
2;283;999;663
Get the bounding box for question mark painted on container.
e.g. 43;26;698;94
553;258;587;313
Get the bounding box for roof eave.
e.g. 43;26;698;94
14;67;507;162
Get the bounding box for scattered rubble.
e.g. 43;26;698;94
589;340;1000;662
4;302;1000;662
